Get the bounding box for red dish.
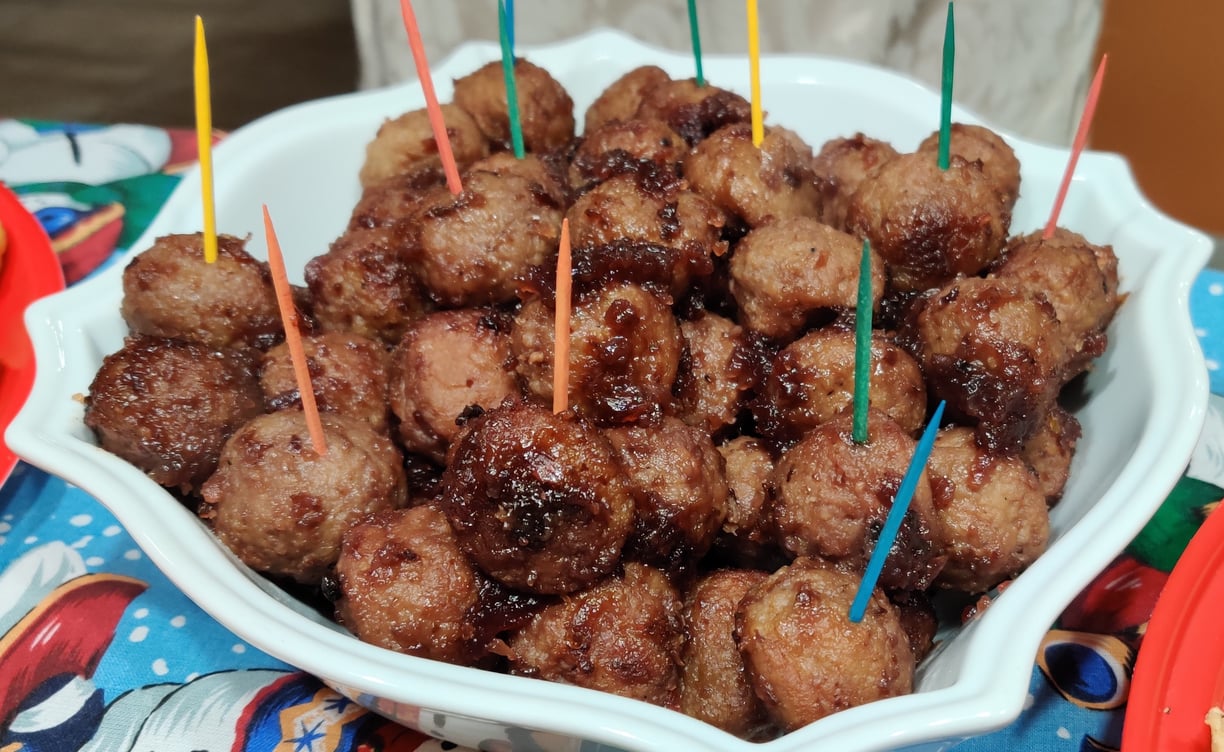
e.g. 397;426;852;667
0;181;66;485
1122;503;1224;751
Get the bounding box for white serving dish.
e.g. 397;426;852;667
7;29;1211;752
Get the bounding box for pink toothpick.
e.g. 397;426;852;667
1043;54;1109;239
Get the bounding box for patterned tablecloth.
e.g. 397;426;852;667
1;119;1222;752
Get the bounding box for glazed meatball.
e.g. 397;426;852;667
467;151;570;206
907;276;1067;453
735;556;914;730
926;426;1050;593
452;58;575;153
568;118;688;188
199;410;407;584
634;78;751;145
388;308;520;463
811;133;899;231
729;216;884;342
121;233;282;351
717;437;775;547
512;280;683;427
305;226;430;346
917;123;1022;208
260;331;391;434
412;169;564;307
679;569;773;738
85;335;262;492
605;416;730;576
675;312;760;435
348;171;447;231
441;403;635;594
845;152;1010;293
358;105;490;189
1021;404;1081;504
335;505;486;664
684;123;822;228
771;410;944;592
584;65;671;132
509;562;683;707
755;327;926;444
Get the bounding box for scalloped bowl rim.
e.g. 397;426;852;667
6;29;1211;752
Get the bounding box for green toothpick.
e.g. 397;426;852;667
498;0;525;159
688;0;705;87
852;239;873;444
937;2;955;170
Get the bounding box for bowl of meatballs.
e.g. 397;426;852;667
7;29;1211;752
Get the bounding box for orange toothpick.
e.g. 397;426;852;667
194;16;218;263
1044;54;1108;239
399;0;463;195
262;205;327;455
553;219;572;414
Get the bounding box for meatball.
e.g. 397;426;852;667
1021;404;1081;504
917;123;1022;208
729;216;884;342
890;590;938;663
452;58;575;153
771;410;944;592
568;118;688;188
305;226;430;346
683;123;822;228
845;151;1010;293
121;233;282;351
811;133;899;231
412;169;564;307
605;416;730;576
584;65;671;133
467;150;570;206
755;327;926;444
199;410;407;584
735;556;914;730
512;280;683;427
388;308;520;463
441;403;635;594
926;426;1050;593
716;437;775;549
358;104;490;189
675;312;760;435
335;505;486;664
679;569;773;738
348;171;447;231
260;331;391;434
508;562;683;707
634;78;751;145
907;276;1067;453
85;335;262;493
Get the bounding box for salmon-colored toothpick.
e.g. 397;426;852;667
399;0;464;195
1044;54;1109;239
553;218;572;414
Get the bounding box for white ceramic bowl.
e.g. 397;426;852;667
7;30;1211;752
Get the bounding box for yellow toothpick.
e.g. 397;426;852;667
746;0;763;147
194;15;218;264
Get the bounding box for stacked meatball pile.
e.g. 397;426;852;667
85;59;1120;739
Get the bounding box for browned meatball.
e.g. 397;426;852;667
926;426;1050;593
917;123;1022;208
199;410;407;584
735;556;914;730
568;118;688;188
755;327;926;444
508;562;683;707
993;228;1121;375
845;152;1010;293
358;105;490;188
729;216;884;342
412;170;564;307
1021;404;1081;504
512;280;683;427
334;505;485;664
683;123;822;228
675;312;759;435
467;151;569;206
679;569;773;738
584;65;671;133
441;403;635;594
260;331;390;434
890;590;938;663
388;308;520;463
717;436;774;546
121;233;282;351
85;335;262;493
605;416;729;576
305;226;430;346
348;171;447;231
771;410;944;592
452;58;575;153
635;79;751;145
811;133;899;231
907;276;1067;453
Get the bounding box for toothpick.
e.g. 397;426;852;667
937;2;955;171
1044;54;1109;239
399;0;464;194
194;16;218;263
498;0;525;158
688;0;705;87
852;240;873;444
553;218;572;414
746;0;763;147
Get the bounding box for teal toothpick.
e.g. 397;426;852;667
852;239;873;444
497;0;525;158
937;2;955;170
687;0;705;87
